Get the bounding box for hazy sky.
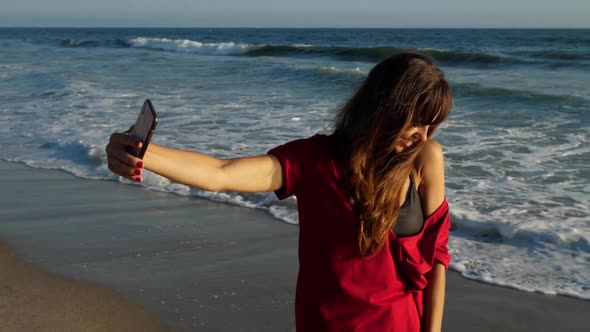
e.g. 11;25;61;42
1;0;588;28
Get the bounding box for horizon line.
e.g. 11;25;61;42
1;26;589;30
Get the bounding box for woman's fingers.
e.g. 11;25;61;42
107;143;142;168
107;133;143;163
109;132;142;150
108;157;143;182
106;131;145;182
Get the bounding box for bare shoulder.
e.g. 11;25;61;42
414;139;446;217
414;139;444;179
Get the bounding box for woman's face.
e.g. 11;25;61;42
394;125;430;153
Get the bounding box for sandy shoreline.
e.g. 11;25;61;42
0;160;588;331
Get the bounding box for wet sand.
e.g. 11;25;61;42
0;242;168;332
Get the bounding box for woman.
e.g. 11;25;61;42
106;51;453;332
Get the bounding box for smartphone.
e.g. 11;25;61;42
130;99;158;159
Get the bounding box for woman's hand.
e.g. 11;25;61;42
105;130;145;182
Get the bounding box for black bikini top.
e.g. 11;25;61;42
393;174;425;237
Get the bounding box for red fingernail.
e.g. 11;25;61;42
136;161;143;168
135;141;142;147
135;177;142;182
134;169;141;175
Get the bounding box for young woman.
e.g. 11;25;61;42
106;51;453;332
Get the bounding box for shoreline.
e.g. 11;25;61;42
1;160;589;331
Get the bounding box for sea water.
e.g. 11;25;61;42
0;28;588;300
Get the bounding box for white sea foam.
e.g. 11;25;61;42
448;234;590;300
128;37;260;55
318;65;366;76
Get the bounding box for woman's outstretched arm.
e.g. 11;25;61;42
106;132;283;193
144;144;283;192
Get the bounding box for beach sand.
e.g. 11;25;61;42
0;160;588;331
0;241;168;332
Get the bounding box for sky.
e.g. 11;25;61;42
0;0;588;28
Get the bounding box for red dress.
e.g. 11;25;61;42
269;134;451;332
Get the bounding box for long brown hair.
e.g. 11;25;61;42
333;51;453;256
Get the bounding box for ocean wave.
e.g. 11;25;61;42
113;38;132;48
244;45;528;65
126;37;260;55
55;37;130;49
51;37;588;70
244;44;382;59
58;38;100;47
54;36;524;67
453;82;589;106
274;63;366;86
510;50;590;61
450;207;590;254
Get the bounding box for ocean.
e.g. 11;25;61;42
0;28;588;300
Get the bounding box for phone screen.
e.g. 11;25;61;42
131;100;158;158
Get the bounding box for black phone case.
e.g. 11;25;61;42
131;99;159;159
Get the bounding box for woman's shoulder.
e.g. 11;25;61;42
413;139;446;216
413;139;444;180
